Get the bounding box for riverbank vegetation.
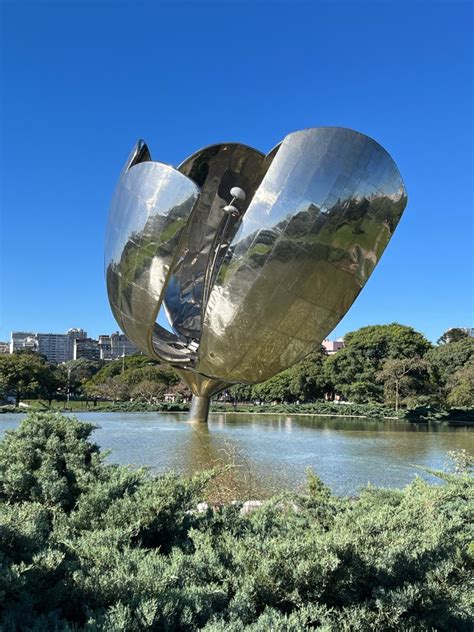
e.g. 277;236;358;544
0;412;472;631
1;324;473;420
4;400;473;423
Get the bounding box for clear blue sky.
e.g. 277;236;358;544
1;0;472;344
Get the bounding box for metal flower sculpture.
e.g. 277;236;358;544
105;127;407;422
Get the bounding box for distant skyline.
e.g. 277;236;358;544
1;1;472;344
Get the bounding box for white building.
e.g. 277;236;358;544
322;338;345;355
67;328;87;359
98;332;139;360
98;335;112;360
10;328;89;363
10;332;37;354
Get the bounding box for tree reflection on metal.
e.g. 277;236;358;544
105;128;407;421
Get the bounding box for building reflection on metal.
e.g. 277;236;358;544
105;128;407;422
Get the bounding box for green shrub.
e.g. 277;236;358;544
212;400;402;419
0;412;472;631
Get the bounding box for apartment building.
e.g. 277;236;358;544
9;328;139;363
10;332;37;354
36;333;70;364
10;329;88;363
98;332;139;360
74;337;100;361
67;328;88;359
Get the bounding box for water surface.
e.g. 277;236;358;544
1;412;472;496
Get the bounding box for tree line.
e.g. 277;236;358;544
0;324;473;410
232;324;474;410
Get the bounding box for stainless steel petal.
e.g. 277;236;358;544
197;127;407;383
105;151;200;364
163;144;268;344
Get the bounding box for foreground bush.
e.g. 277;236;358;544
0;413;472;631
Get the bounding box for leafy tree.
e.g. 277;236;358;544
85;377;130;402
122;364;179;388
426;337;474;381
342;322;432;359
237;348;329;404
167;381;192;402
228;383;254;403
131;380;167;404
286;348;329;402
85;354;180;402
57;358;104;398
87;354;161;383
339;379;380;403
0;352;52;405
446;361;474;406
38;364;67;406
437;327;470;344
426;338;474;404
325;323;432;402
376;357;429;410
253;371;295;403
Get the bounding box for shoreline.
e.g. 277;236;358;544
211;410;400;420
0;407;398;420
1;406;473;425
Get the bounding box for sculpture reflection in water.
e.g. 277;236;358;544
105;127;407;422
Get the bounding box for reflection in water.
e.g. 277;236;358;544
182;418;270;500
179;420;217;471
0;412;472;497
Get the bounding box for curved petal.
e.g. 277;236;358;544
105;149;200;363
197;127;407;383
162;143;268;343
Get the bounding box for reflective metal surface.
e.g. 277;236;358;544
105;128;407;418
166;143;266;342
105;142;200;364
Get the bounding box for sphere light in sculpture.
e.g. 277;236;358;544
105;127;407;422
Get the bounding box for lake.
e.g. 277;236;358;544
1;411;472;497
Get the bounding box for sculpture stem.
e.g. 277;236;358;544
189;395;211;423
